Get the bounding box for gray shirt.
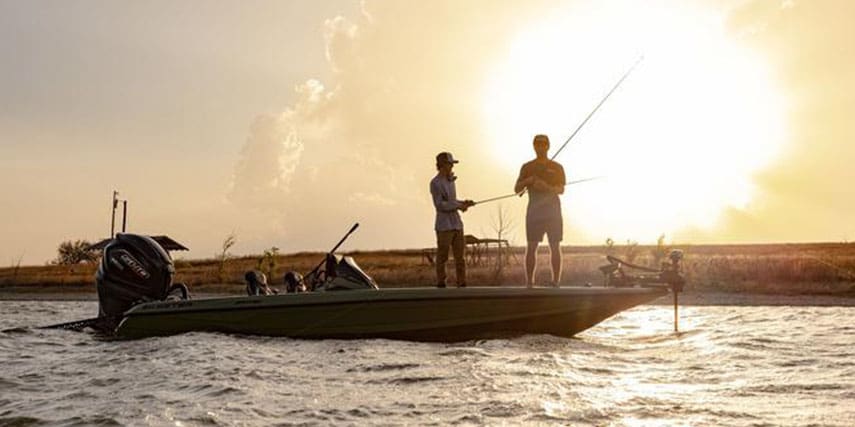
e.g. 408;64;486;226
430;174;464;231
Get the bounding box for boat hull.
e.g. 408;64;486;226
116;287;666;341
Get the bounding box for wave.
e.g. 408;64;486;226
0;416;45;427
346;362;420;372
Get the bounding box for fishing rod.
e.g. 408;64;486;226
474;176;604;205
550;55;644;160
474;56;643;206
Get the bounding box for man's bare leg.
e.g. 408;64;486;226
549;240;562;287
525;241;538;288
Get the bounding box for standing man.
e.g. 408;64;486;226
430;152;475;288
514;134;566;288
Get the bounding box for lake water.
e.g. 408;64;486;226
1;300;853;426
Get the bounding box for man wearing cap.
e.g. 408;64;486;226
430;152;475;288
514;134;566;287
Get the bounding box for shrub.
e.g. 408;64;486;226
53;240;99;265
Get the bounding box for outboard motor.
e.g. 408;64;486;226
96;233;176;321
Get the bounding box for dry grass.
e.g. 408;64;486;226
1;243;854;296
0;263;98;288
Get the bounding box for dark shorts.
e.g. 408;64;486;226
526;215;563;244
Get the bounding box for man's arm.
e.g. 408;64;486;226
457;198;475;211
553;163;566;195
530;164;565;195
514;164;531;194
431;181;461;212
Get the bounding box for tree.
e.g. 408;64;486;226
624;239;639;263
54;240;99;265
257;246;280;282
217;233;237;282
7;253;24;285
490;204;515;280
604;237;616;256
651;233;670;267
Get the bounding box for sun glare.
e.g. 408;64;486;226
481;1;787;242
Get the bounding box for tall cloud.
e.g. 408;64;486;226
228;1;548;250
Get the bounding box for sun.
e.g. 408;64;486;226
480;1;787;243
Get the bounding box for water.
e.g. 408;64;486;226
1;300;853;426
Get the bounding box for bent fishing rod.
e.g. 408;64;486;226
550;55;643;160
474;56;643;206
474;176;604;204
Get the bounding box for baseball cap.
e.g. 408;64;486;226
436;152;459;165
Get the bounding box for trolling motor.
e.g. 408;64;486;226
301;223;378;291
242;223;378;294
95;233;190;330
599;249;685;331
306;253;379;291
599;249;685;289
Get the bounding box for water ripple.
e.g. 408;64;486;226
0;301;853;426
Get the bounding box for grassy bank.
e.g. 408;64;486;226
1;243;854;297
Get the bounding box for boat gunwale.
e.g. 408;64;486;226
123;286;668;318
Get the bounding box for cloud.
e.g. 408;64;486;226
228;78;336;210
227;1;547;251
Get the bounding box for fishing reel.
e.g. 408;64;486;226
599;249;685;292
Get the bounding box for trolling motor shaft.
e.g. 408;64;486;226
599;249;685;332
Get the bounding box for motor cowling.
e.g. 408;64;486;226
96;233;175;319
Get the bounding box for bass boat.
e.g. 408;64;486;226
42;233;685;341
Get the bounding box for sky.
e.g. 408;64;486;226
1;0;853;265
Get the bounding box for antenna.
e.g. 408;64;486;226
110;191;129;237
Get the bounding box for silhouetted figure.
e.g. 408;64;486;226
430;152;475;288
514;135;566;287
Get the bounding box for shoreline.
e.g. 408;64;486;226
648;291;855;307
1;289;853;306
